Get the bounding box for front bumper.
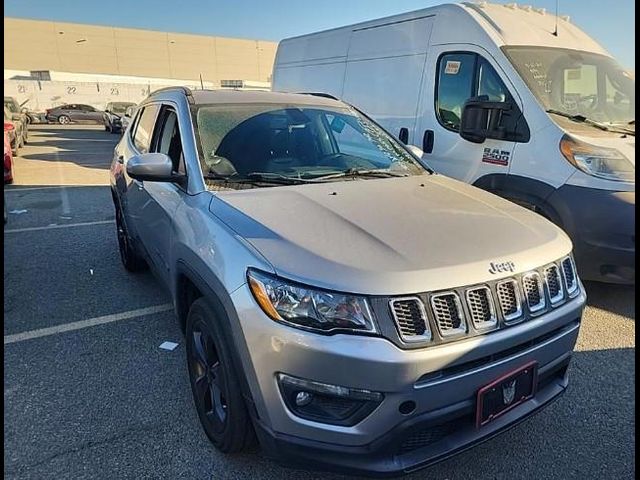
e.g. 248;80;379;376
231;285;586;476
547;185;635;284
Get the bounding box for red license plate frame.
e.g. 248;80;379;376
476;361;538;429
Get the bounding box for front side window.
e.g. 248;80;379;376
193;103;428;189
436;53;512;131
132;105;159;154
503;46;635;127
153;107;185;175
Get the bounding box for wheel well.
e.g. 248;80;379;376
176;274;203;333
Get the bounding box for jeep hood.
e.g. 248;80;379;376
209;174;572;295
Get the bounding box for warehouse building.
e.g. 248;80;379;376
3;17;278;109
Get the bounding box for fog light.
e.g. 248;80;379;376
295;391;313;406
277;373;383;426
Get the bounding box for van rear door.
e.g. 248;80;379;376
341;16;434;144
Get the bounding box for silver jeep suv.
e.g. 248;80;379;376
110;87;586;476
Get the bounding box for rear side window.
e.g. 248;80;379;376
132;105;159;153
436;53;511;131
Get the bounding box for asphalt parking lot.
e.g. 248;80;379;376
4;125;635;479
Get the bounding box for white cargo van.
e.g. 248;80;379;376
272;1;635;284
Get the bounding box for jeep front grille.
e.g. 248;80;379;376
465;286;497;330
562;256;579;296
389;298;431;342
496;279;522;322
522;272;546;313
544;264;564;305
430;293;466;337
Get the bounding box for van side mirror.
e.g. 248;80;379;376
459;96;513;144
126;153;185;185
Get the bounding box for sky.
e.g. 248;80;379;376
4;0;635;69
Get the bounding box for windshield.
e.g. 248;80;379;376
503;47;635;126
192;103;427;188
110;103;134;114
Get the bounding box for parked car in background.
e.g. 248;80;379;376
4;107;22;155
4;96;28;146
104;101;136;133
120;105;136;132
4;130;13;184
45;104;105;124
23;107;48;124
274;2;635;284
111;87;586;477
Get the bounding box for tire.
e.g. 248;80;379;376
114;202;147;272
105;124;111;132
58;115;70;125
186;298;254;453
18;134;24;149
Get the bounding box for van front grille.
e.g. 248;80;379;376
430;293;466;337
389;298;431;342
465;286;497;330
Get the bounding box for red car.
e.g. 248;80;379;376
4;129;13;183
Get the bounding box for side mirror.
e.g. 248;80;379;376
406;144;424;158
459;96;513;144
20;107;28;114
126;153;185;184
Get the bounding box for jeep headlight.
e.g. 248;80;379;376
247;269;376;334
560;134;634;182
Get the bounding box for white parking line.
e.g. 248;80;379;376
4;220;114;233
4;304;173;345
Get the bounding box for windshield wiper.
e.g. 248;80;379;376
546;109;635;136
309;168;410;181
203;171;310;185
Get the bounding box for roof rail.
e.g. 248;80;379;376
148;86;195;103
297;91;340;101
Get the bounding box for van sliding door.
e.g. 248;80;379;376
342;16;434;144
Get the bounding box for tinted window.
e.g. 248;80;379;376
153;107;185;175
478;59;509;102
80;105;95;112
436;53;514;131
133;105;159;153
436;53;476;130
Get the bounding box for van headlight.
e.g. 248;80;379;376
560;134;634;182
247;269;377;334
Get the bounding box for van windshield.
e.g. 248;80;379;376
192;103;428;188
503;47;635;127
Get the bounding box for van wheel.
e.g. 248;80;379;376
186;298;254;453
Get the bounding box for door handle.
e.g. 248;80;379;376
422;130;434;154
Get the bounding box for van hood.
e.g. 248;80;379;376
209;174;572;295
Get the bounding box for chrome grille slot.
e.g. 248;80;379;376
561;256;579;297
465;286;497;330
389;298;431;342
496;279;522;322
522;272;546;313
430;292;466;337
544;264;564;305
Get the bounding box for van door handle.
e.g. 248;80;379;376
422;130;434;154
398;127;409;144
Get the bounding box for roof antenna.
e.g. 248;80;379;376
553;0;559;36
199;73;204;90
